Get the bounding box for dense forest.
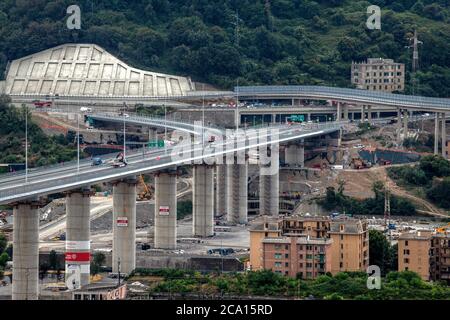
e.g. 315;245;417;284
0;0;450;96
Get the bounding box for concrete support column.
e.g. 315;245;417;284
65;189;91;288
12;203;39;300
336;102;342;121
403;109;408;138
112;178;137;274
259;167;279;217
285;143;304;167
434;112;440;155
442;113;447;158
397;108;402;143
367;106;372;122
361;105;365;122
215;164;227;217
306;113;311;121
227;162;248;224
154;171;177;249
193;165;214;237
148;128;157;142
343;104;349;121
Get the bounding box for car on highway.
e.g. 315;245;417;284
32;100;52;108
91;157;104;166
80;107;92;113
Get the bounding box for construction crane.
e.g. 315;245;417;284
137;174;153;201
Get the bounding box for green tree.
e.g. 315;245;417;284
91;252;106;275
369;230;397;276
0;252;9;268
49;250;59;270
0;233;7;254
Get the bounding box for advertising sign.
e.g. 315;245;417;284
117;216;128;227
104;285;127;300
159;206;170;216
65;252;90;262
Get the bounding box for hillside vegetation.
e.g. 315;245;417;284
0;95;76;172
0;0;449;96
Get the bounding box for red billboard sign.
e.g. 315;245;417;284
65;252;90;262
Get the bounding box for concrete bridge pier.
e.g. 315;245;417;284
435;112;440;154
397;108;402;143
403;109;409;138
154;170;178;249
442;112;447;158
148;128;157;142
343;104;349;121
284;142;305;167
336;102;342;121
367;106;372;123
215;164;227;217
12;201;40;300
193;164;215;237
227;161;248;224
361;105;366;122
112;177;137;274
259;165;279;217
65;188;92;288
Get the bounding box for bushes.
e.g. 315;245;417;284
388;155;450;209
426;178;450;209
143;269;450;299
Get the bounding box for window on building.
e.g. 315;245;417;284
285;262;289;267
74;294;82;300
275;262;282;267
306;272;312;278
306;254;313;260
285;245;289;250
285;253;289;259
275;244;281;249
404;258;409;263
405;241;408;246
274;253;282;259
340;262;343;268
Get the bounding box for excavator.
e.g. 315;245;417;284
436;223;450;234
137;174;153;201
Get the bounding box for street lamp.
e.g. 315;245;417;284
24;105;28;183
77;113;80;172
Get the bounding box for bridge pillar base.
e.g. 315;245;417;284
259;166;279;217
12;203;39;300
112;179;137;274
193;165;215;237
227;163;248;224
285;143;304;168
65;189;92;288
215;164;227;217
154;171;177;249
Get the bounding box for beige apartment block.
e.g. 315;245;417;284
328;215;369;274
398;230;433;281
351;58;405;92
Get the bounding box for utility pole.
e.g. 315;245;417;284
406;30;423;94
77;113;80;173
117;258;121;287
123;105;126;161
24;105;28;183
384;180;391;242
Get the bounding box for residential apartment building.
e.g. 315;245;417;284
261;236;333;279
398;230;433;281
249;215;368;278
399;230;450;283
328;215;369;274
351;58;405;92
430;233;450;283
